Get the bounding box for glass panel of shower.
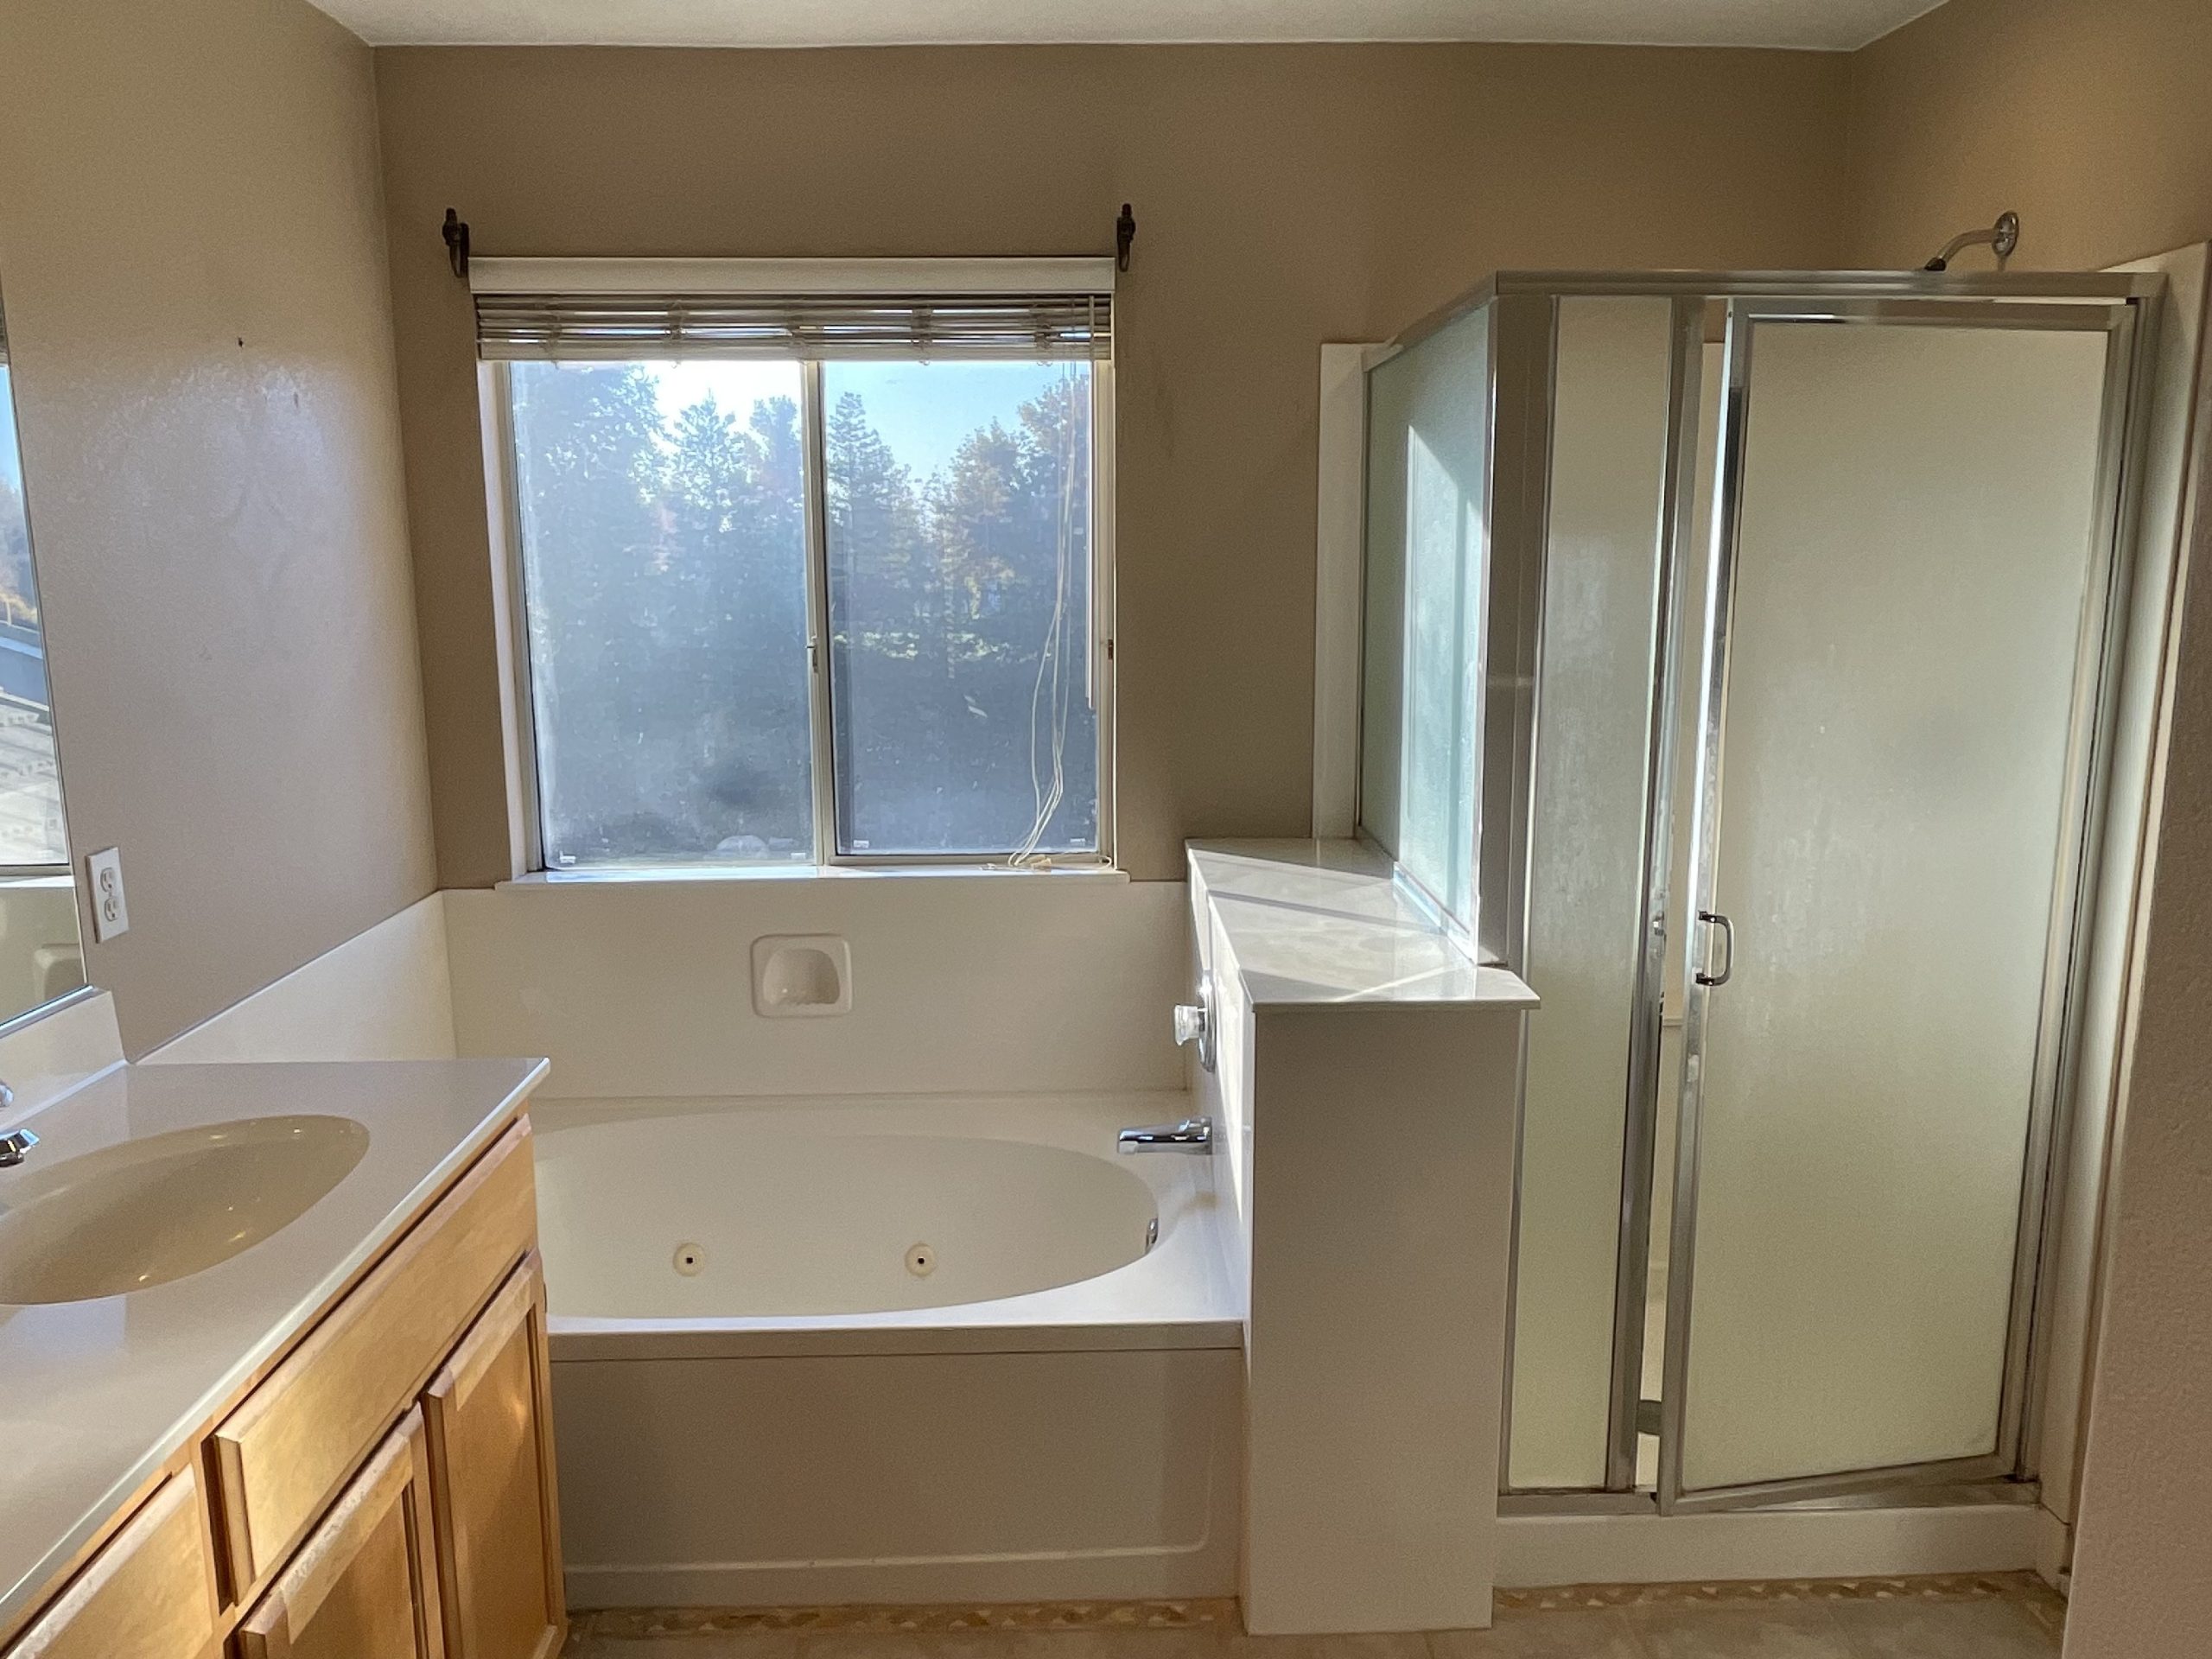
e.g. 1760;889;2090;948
1359;303;1491;931
1366;270;2158;1512
1506;295;1684;1491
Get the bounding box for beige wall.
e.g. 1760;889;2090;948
372;42;1849;883
1847;0;2212;270
0;0;437;1055
2065;455;2212;1656
1846;6;2212;1652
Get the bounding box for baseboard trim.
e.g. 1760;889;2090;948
2032;1504;2071;1592
564;1549;1237;1611
1497;1501;2042;1588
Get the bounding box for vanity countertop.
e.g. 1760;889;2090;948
0;1056;547;1639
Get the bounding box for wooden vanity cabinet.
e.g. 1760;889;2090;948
2;1469;220;1659
210;1123;538;1596
0;1112;564;1659
233;1412;442;1659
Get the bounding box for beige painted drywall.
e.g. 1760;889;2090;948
0;0;437;1055
1847;0;2212;270
371;41;1850;884
1844;6;2212;1651
2063;447;2212;1657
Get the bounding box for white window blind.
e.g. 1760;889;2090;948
470;257;1112;361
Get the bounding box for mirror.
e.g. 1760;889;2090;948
0;287;86;1023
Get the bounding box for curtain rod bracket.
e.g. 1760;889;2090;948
1116;203;1135;274
443;208;471;280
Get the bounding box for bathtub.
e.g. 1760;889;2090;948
533;1092;1245;1609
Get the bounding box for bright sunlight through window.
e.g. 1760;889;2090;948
491;282;1109;873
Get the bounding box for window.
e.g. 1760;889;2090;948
481;262;1113;872
506;357;817;866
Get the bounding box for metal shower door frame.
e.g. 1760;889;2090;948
1599;294;1710;1492
1463;269;2162;1510
1655;291;2148;1516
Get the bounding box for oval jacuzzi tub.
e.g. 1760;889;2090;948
531;1094;1243;1611
535;1103;1165;1319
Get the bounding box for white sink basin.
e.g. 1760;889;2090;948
0;1115;371;1304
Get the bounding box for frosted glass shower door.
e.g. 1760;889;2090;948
1665;303;2128;1505
1359;305;1491;925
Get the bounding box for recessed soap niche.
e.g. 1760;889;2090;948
750;935;853;1019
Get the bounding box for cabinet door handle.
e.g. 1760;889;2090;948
1696;910;1735;988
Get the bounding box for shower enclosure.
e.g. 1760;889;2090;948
1355;269;2160;1513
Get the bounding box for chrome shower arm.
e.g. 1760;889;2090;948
1924;211;2021;272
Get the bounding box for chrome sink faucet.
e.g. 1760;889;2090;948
0;1078;33;1167
1117;1116;1214;1154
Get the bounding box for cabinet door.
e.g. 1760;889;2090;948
236;1410;442;1659
421;1254;566;1659
3;1468;219;1659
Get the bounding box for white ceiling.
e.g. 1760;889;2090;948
314;0;1946;53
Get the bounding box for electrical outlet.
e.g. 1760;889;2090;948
86;846;129;942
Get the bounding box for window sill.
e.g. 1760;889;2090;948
496;862;1128;892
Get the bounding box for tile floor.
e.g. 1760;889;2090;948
563;1576;2064;1659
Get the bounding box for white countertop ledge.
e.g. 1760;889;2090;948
1187;839;1538;1011
0;1056;547;1637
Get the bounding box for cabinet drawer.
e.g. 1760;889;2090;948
235;1409;442;1659
3;1468;218;1659
211;1120;537;1595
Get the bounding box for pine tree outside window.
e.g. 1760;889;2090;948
476;261;1115;873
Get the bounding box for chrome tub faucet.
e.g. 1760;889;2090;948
1117;1116;1214;1154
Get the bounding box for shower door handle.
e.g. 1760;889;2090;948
1696;911;1735;988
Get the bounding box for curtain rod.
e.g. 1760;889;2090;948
441;204;1137;283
